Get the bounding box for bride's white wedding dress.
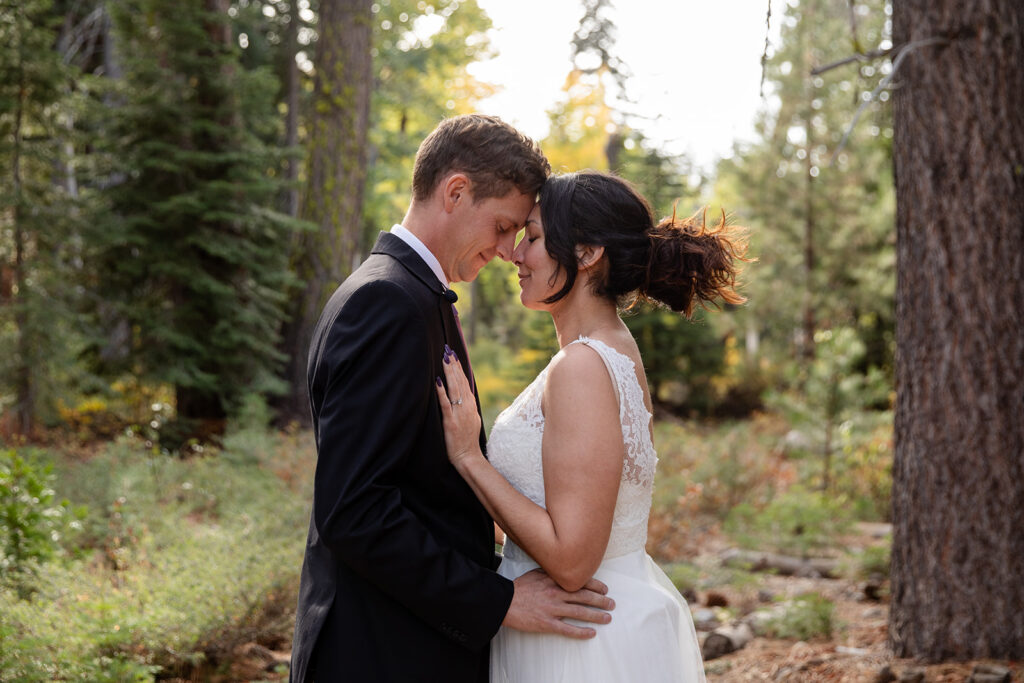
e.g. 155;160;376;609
487;336;706;683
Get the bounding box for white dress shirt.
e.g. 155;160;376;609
390;224;448;287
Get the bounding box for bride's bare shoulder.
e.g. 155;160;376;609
544;343;617;403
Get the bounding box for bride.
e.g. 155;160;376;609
435;170;746;682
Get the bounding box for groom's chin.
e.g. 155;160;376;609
472;256;496;279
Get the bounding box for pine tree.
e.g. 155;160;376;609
0;0;79;434
715;0;895;373
85;0;294;428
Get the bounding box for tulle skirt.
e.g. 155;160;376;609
492;547;706;683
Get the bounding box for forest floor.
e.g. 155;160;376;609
672;524;1023;683
218;521;1022;682
698;574;1022;682
39;425;1017;682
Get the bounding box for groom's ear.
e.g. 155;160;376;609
441;173;471;213
575;244;605;270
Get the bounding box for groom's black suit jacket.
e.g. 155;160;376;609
290;232;514;682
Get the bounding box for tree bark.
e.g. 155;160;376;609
283;0;300;219
801;91;816;363
276;0;372;423
890;0;1024;660
12;60;33;436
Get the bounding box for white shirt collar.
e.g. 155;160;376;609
390;224;448;287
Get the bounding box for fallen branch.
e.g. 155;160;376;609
701;622;754;661
720;548;841;578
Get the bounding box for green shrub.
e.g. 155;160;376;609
665;562;701;593
0;434;309;680
221;394;276;467
767;327;892;499
724;487;853;556
761;592;836;640
844;539;891;580
653;416;786;522
0;450;71;591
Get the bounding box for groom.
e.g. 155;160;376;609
290;115;614;682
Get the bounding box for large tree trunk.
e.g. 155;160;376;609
283;0;300;219
890;0;1024;661
96;5;132;366
12;71;33;437
276;0;372;423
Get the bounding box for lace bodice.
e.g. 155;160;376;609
487;336;658;561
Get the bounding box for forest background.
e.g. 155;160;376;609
1;0;1020;680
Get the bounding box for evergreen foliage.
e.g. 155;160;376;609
363;0;496;248
538;0;743;417
0;449;70;595
0;0;82;432
715;0;895;376
84;0;295;420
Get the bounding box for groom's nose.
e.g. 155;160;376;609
496;229;517;261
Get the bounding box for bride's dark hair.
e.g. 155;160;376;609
537;171;748;317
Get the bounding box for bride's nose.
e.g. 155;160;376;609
512;240;525;266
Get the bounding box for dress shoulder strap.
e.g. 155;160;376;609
566;336;639;414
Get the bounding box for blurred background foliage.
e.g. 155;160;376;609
0;0;898;677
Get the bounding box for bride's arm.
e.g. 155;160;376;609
437;347;623;592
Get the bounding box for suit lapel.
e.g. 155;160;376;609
370;232;445;297
370;232;477;399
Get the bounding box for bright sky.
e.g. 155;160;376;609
469;0;779;173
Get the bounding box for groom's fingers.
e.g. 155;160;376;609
562;586;615;614
546;620;598;639
557;601;613;625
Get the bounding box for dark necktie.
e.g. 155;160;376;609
451;304;476;395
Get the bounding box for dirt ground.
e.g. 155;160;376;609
676;524;1024;683
221;522;1022;682
700;574;1022;682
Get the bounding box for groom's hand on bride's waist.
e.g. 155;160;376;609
502;568;614;639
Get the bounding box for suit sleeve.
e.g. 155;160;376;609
309;280;513;650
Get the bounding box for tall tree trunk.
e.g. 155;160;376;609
801;111;815;361
800;23;816;362
890;0;1024;660
97;3;131;365
283;0;300;219
102;4;122;81
12;66;33;436
276;0;372;423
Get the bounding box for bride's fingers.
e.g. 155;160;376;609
580;577;610;596
441;348;469;401
434;377;453;418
